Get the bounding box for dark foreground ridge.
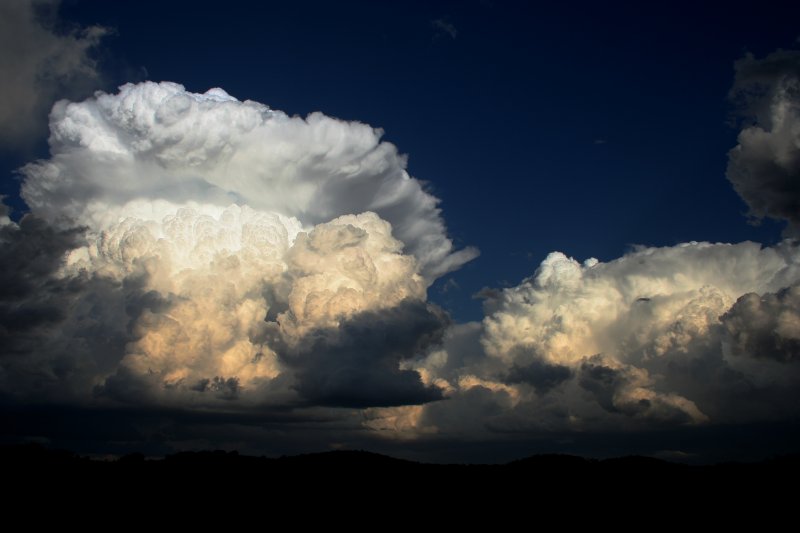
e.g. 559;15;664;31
2;445;797;524
4;443;799;474
3;443;798;521
3;444;799;494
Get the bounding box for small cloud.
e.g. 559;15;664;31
432;18;457;40
439;278;460;294
593;139;607;145
473;287;501;301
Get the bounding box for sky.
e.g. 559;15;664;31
1;0;799;463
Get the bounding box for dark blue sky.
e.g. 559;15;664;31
5;0;798;320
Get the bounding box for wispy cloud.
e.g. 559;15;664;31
432;18;457;40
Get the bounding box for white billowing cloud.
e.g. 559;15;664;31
49;206;428;404
375;240;800;439
0;0;107;148
21;81;477;280
79;206;297;393
279;212;426;339
477;241;800;422
727;49;800;232
481;242;799;367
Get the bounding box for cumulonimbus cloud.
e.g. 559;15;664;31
2;81;474;412
3;47;800;455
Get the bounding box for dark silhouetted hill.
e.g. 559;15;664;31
2;444;797;517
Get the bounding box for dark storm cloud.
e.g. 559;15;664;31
0;214;130;402
505;356;572;394
286;300;447;408
0;0;107;149
0;214;83;300
577;358;624;413
727;49;800;232
577;357;699;425
190;377;242;399
0;213;85;348
722;285;800;362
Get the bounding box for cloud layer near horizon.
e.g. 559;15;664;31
2;48;800;457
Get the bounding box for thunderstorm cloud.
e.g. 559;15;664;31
2;46;800;458
4;82;468;415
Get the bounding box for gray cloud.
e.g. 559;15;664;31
0;0;107;149
506;357;573;394
0;212;131;402
727;49;800;232
577;356;701;425
722;285;800;363
287;300;447;408
0;214;84;303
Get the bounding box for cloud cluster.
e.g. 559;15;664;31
5;214;800;447
3;47;800;458
727;49;800;233
0;0;106;149
367;49;800;443
372;241;800;441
